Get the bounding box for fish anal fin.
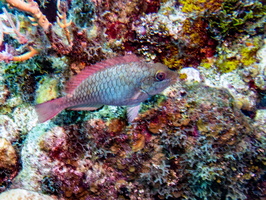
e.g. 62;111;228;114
66;54;141;94
127;104;141;123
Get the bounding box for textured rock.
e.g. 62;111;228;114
0;115;19;143
0;138;17;170
254;109;266;132
11;124;59;191
0;189;57;200
9;82;265;200
0;138;18;190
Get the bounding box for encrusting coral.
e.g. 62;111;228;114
0;0;265;199
9;81;265;200
0;138;18;191
0;188;57;200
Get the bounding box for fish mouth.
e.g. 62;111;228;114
170;75;178;85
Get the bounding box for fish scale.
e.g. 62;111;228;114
35;54;177;123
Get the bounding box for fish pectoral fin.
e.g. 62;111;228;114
131;91;143;101
131;89;149;101
68;105;103;111
127;104;141;123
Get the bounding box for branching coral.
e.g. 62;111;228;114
0;8;28;45
1;0;104;65
0;7;38;62
6;0;50;31
56;0;72;45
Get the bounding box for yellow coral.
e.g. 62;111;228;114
214;38;260;73
162;57;182;70
180;0;223;13
217;60;240;73
35;77;58;104
201;60;212;69
240;47;258;66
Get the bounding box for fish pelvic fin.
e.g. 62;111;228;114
127;104;141;123
35;97;66;123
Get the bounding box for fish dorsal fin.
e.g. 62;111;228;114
66;54;141;94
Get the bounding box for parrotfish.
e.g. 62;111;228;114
35;54;177;123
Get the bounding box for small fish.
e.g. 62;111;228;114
35;54;177;123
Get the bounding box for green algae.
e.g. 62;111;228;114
3;55;67;104
215;36;262;73
35;77;59;104
208;0;266;39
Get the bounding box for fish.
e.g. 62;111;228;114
35;54;177;123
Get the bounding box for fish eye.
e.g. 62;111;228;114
155;71;166;81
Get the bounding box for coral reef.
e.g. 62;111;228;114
254;109;266;132
35;76;59;104
208;0;266;40
8;82;266;200
213;36;262;73
0;115;19;143
179;0;223;14
0;188;58;200
0;138;18;190
0;0;265;199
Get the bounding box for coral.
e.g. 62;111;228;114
199;66;259;112
179;67;202;83
179;0;223;14
0;138;18;189
198;36;266;113
1;0;106;67
0;0;265;199
9;82;266;200
208;0;266;40
137;83;265;199
3;55;68;105
35;77;59;104
254;75;266;90
0;189;57;200
215;36;262;73
93;0;161;49
178;17;217;67
0;115;19;143
131;7;217;68
0;138;17;169
68;0;95;28
0;69;9;106
253;38;266;91
12;105;38;134
216;59;240;73
254;109;266;132
6;0;50;31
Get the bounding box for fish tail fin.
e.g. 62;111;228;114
35;97;66;123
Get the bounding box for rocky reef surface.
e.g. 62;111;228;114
0;0;265;199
